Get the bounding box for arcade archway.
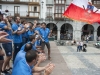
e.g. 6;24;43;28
60;23;73;40
46;23;57;40
82;24;94;41
97;26;100;37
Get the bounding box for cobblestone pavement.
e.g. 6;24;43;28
58;45;100;75
40;41;72;75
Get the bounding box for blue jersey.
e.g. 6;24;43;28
20;42;36;51
21;24;28;38
14;50;26;67
27;30;34;39
0;22;12;43
87;5;94;11
39;28;50;42
34;27;41;32
35;40;41;46
12;23;22;43
12;59;32;75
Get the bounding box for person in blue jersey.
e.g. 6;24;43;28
27;22;36;41
14;43;32;67
39;22;51;60
0;31;12;43
35;35;42;53
12;50;55;75
20;35;37;51
0;31;12;75
0;16;13;74
14;43;47;74
34;23;41;32
0;46;4;75
21;19;28;45
12;16;27;63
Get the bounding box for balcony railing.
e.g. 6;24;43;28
46;12;53;18
3;11;39;18
0;0;40;4
1;0;39;2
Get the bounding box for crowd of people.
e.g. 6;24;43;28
60;32;73;40
0;13;55;75
81;34;94;42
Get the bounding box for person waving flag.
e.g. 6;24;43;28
63;0;100;24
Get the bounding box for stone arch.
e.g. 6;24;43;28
60;23;73;40
46;23;57;40
97;26;100;37
81;24;94;41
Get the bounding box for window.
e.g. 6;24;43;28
47;7;52;12
59;0;61;4
59;14;61;17
14;6;20;16
62;0;64;4
34;7;37;12
62;6;64;13
55;6;59;13
92;0;100;6
56;0;58;4
59;6;61;13
66;0;72;5
0;5;2;9
55;14;58;17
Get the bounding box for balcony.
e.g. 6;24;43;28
54;13;65;20
0;0;40;5
92;0;100;8
46;0;54;6
4;11;39;19
46;12;53;18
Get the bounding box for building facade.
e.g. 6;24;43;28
45;0;100;41
0;0;40;19
0;0;100;41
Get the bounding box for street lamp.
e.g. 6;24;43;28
41;1;44;21
41;1;44;8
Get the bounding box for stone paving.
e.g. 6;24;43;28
58;45;100;75
40;41;72;75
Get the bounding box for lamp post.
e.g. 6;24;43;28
41;1;44;21
49;4;50;22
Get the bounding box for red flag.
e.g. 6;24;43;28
63;0;100;24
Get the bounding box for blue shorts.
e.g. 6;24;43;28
2;43;12;56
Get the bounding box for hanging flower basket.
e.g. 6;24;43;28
5;10;9;12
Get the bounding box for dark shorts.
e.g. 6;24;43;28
2;43;12;56
0;46;3;60
0;46;2;50
13;43;22;63
41;42;50;50
0;56;4;60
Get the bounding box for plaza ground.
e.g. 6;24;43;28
41;41;100;75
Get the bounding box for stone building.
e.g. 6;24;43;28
0;0;100;41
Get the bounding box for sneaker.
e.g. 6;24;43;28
1;70;8;74
6;67;12;71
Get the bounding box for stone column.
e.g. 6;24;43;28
72;21;83;41
94;30;97;41
73;30;75;40
57;29;60;40
74;30;81;41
